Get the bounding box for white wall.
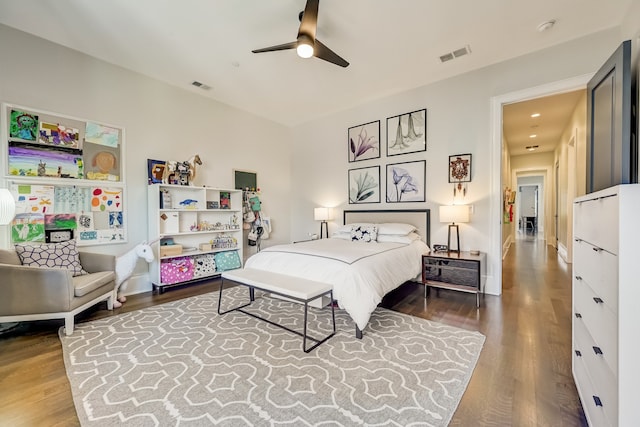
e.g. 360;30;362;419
290;28;622;295
0;24;293;294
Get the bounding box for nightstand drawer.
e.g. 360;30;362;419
423;262;479;289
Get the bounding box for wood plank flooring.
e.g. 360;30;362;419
0;238;587;426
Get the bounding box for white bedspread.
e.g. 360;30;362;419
245;238;430;331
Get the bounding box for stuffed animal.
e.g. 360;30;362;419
113;241;155;308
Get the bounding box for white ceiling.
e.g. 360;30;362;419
0;0;630;129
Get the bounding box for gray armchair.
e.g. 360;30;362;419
0;248;116;335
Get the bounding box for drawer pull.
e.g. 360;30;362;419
593;396;603;407
593;297;604;304
574;238;582;242
593;346;603;355
575;275;582;281
575;313;582;318
575;350;582;357
592;247;602;252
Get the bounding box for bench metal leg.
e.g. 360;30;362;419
218;281;336;352
217;278;252;315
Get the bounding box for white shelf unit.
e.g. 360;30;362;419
148;184;243;292
572;184;640;427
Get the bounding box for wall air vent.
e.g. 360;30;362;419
191;81;211;90
440;45;472;63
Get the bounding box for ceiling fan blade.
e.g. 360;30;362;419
314;39;349;68
252;41;297;54
298;0;319;39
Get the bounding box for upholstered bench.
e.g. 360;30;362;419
219;268;335;352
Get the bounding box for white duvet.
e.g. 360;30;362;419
244;238;430;331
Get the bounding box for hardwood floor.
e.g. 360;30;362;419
0;239;587;426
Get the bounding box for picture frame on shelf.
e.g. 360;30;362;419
147;159;166;184
386;160;426;203
348;165;380;204
448;153;472;183
348;120;380;162
386;108;426;156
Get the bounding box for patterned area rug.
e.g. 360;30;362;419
60;286;485;426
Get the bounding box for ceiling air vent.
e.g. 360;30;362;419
439;45;472;63
191;81;211;90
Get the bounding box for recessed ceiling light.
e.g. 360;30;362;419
526;145;539;151
529;134;537;138
531;113;541;118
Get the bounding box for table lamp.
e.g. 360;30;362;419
314;207;332;239
439;205;469;253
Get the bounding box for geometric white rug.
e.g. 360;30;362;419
60;286;485;426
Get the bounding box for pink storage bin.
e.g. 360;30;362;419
160;257;195;284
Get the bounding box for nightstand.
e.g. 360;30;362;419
422;251;486;307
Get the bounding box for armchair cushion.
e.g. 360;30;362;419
15;240;88;276
74;270;115;297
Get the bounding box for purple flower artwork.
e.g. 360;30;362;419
348;120;380;162
386;160;426;203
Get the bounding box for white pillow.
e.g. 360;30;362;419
376;223;417;235
377;232;421;244
331;232;352;240
336;223;375;234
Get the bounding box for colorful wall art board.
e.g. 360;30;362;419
45;213;77;230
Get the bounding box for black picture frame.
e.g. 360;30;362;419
45;228;74;243
348;165;381;204
385;160;426;203
386;108;427;157
348;120;380;162
448;153;472;183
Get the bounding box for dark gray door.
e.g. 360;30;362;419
586;40;635;193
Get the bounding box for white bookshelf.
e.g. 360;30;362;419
148;184;242;292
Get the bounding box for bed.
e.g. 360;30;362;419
244;209;431;338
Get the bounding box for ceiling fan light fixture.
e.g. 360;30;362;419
296;34;314;58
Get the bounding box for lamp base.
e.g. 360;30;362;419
320;221;328;239
447;223;460;253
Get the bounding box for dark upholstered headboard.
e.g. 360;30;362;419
343;209;431;247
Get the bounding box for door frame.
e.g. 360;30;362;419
489;73;591;295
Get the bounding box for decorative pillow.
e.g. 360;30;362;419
376;223;417;236
350;225;378;242
15;239;88;276
377;232;421;244
336;223;375;234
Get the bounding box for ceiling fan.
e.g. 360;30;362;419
251;0;349;68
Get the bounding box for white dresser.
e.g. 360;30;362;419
572;184;640;426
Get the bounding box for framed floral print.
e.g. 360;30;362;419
386;108;426;156
348;165;380;204
386;160;426;203
448;153;472;183
348;120;380;162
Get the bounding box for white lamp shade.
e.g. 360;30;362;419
0;188;16;225
439;205;469;224
314;207;331;221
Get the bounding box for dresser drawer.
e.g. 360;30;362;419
573;240;618;314
573;345;614;427
574;194;618;254
574;285;618;374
